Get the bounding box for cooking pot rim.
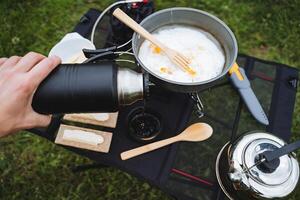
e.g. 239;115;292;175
215;141;233;200
132;7;238;87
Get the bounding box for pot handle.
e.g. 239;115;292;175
83;46;118;58
83;50;119;63
261;140;300;162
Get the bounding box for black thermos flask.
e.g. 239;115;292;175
32;61;147;114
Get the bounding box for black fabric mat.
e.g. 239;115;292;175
30;8;194;187
165;55;299;200
29;9;299;200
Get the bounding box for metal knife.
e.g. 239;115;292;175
229;63;269;125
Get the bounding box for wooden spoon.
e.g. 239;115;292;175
120;123;213;160
112;8;196;76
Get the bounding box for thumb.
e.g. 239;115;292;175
29;113;52;128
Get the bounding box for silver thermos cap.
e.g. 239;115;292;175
117;68;146;105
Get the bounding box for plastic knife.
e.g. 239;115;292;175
229;63;269;125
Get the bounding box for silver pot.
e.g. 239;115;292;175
216;132;299;200
132;7;238;93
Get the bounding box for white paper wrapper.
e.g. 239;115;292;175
49;32;95;63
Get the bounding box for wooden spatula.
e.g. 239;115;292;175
113;8;196;76
120;123;213;160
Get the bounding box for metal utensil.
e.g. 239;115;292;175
121;123;213;160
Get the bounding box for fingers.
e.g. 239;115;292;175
15;52;46;72
0;56;21;69
28;55;61;87
0;58;8;66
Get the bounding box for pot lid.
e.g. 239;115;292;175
244;138;292;185
229;132;299;199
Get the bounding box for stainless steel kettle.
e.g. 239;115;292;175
216;132;299;200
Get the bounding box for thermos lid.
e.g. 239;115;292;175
228;132;299;199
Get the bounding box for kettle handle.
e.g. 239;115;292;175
261;140;300;162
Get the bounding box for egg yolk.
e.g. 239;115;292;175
160;67;172;74
150;44;196;76
150;44;161;54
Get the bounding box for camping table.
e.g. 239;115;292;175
29;9;299;200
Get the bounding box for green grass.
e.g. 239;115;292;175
0;0;300;199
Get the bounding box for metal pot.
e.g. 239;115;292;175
132;7;238;93
216;132;299;200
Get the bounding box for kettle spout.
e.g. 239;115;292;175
228;171;243;183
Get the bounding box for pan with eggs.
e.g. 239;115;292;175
132;7;238;92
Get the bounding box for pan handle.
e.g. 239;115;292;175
83;46;118;58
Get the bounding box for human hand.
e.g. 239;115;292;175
0;52;61;138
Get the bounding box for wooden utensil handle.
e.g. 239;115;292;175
121;136;179;160
112;8;164;49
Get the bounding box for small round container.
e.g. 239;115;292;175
132;7;238;92
126;107;162;143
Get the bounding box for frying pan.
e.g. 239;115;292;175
132;7;238;92
130;7;268;125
